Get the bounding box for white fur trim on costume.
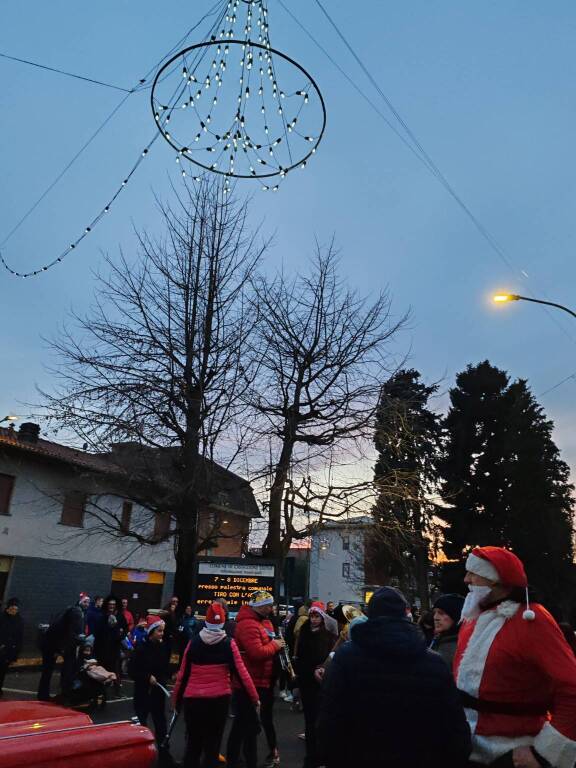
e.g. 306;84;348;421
533;722;576;768
457;603;519;701
205;620;225;631
457;600;521;763
471;734;533;765
466;552;500;583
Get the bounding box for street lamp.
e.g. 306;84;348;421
0;415;18;425
493;293;576;321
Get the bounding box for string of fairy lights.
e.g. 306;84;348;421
2;0;326;278
150;0;326;192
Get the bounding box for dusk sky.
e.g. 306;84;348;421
2;2;576;478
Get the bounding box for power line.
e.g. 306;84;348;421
0;93;133;248
1;0;231;278
0;51;136;92
305;0;576;347
539;374;576;398
0;0;229;256
276;0;439;176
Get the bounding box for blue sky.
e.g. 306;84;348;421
2;2;576;476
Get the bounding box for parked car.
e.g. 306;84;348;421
0;701;157;768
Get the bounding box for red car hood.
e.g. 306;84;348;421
0;701;157;768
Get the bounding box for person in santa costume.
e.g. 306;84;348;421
454;546;576;768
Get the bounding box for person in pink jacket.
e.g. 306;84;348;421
173;602;259;768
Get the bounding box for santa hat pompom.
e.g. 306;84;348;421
523;586;536;621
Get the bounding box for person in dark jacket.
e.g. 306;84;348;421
178;605;198;654
0;598;24;695
38;592;90;701
86;596;103;636
128;615;169;748
317;587;471;768
173;603;259;768
418;609;435;644
162;596;182;667
429;594;465;670
94;595;127;695
294;602;337;767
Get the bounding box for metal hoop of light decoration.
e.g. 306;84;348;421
150;39;327;181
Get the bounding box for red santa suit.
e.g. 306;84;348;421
454;547;576;767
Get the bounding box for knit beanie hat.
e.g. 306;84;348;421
248;590;274;608
367;586;408;619
433;594;465;625
205;602;226;631
349;614;368;637
309;600;328;622
146;614;165;636
6;597;20;608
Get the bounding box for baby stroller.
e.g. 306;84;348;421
70;635;117;709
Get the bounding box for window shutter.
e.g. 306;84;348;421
61;491;86;527
121;501;133;534
0;474;15;515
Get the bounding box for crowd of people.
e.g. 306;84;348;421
3;545;576;768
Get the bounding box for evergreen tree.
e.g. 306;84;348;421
440;361;575;613
371;369;442;609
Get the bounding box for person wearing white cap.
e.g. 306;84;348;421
456;546;576;768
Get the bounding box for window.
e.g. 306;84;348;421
61;491;86;527
0;474;15;516
342;562;350;579
341;535;350;551
153;512;171;541
120;501;132;534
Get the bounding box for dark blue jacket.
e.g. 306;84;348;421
317;616;471;768
86;604;103;636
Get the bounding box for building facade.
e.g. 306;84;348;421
308;517;374;605
0;422;259;647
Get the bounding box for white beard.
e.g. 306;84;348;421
461;585;493;622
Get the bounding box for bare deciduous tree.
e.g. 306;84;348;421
42;179;268;603
249;244;408;560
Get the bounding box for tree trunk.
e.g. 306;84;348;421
173;524;198;607
262;440;293;560
414;542;430;611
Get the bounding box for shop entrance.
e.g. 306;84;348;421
111;568;165;622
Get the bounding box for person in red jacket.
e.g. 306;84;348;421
173;602;259;768
227;590;285;768
455;546;576;768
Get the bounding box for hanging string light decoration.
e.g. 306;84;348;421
150;0;326;191
1;0;325;278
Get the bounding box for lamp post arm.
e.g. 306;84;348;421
513;295;576;321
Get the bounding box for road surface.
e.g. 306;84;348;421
2;667;306;767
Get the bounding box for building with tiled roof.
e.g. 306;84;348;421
0;422;260;649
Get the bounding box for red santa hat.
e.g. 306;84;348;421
466;546;535;621
466;546;527;587
205;602;226;631
145;614;165;635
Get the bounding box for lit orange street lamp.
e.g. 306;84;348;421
493;293;576;320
